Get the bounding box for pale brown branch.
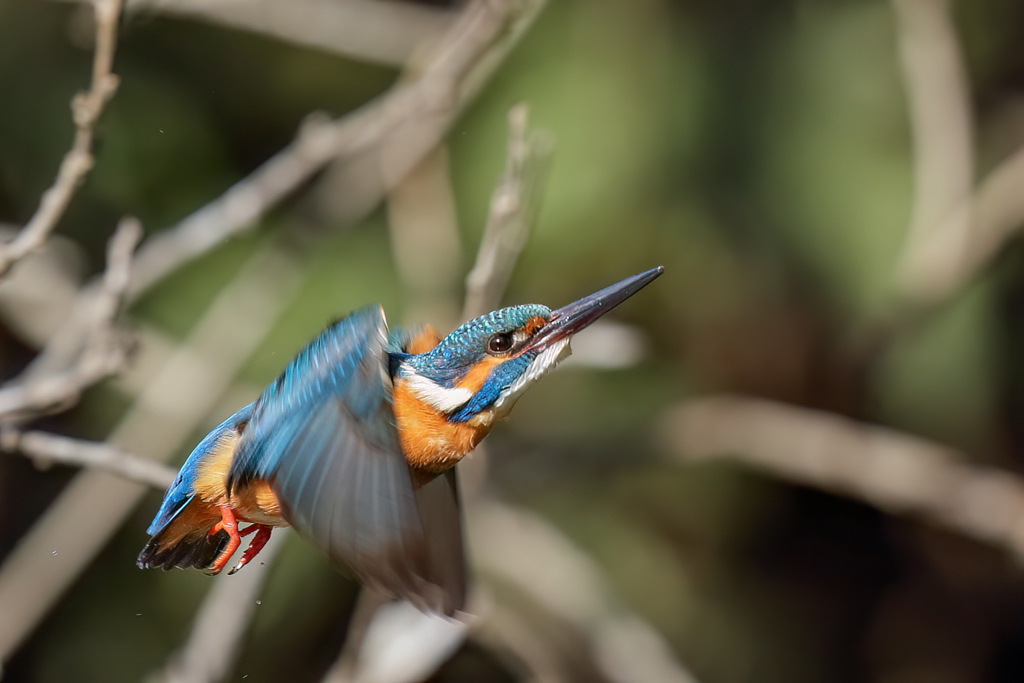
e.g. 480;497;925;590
3;431;175;489
0;217;140;421
321;101;556;682
662;395;1024;561
892;0;975;304
387;146;464;328
0;244;304;663
127;0;546;303
0;0;123;278
54;0;457;68
463;103;553;320
471;502;701;683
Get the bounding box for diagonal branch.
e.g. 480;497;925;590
126;0;546;302
462;102;554;321
0;0;124;278
891;0;975;305
0;217;140;421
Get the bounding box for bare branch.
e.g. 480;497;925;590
321;102;555;683
54;0;457;67
471;502;701;683
0;244;304;662
127;0;547;303
2;430;175;489
662;395;1024;561
137;0;454;68
0;0;123;278
155;531;288;683
463;103;553;320
387;146;464;328
323;601;475;683
892;0;975;306
0;217;141;421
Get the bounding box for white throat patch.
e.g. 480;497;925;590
403;371;473;413
492;338;572;419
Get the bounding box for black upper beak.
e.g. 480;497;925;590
525;266;664;352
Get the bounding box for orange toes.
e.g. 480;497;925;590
206;505;241;575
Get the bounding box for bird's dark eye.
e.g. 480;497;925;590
487;333;514;355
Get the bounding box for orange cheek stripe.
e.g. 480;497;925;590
456;356;503;394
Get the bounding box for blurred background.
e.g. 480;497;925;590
2;0;1024;681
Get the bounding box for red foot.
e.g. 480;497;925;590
206;505;241;575
228;525;273;575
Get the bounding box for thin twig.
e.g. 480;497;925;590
0;0;123;278
463;103;553;320
2;430;175;489
663;395;1024;562
0;217;140;420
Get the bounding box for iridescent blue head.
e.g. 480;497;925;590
396;266;663;424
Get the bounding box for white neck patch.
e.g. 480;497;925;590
402;370;473;413
492;339;572;419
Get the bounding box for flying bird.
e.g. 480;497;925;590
138;266;663;615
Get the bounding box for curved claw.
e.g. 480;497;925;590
228;525;273;575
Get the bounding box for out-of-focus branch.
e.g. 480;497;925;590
138;0;454;68
0;217;140;421
888;0;1024;307
663;395;1024;561
2;431;175;489
127;0;547;302
462;103;553;321
387;146;464;328
0;0;123;278
322;102;554;683
471;502;701;683
0;244;304;663
55;0;457;67
155;531;289;683
892;0;974;305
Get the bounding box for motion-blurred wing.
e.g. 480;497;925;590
411;467;466;615
228;305;465;614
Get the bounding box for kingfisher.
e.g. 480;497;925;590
138;267;663;615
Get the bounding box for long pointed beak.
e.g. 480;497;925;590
525;266;664;352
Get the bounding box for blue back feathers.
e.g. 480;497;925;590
146;403;254;535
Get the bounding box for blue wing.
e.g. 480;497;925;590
147;403;254;536
228;305;465;614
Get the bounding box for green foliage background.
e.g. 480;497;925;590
2;1;1024;682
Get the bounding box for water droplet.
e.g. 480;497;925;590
136;613;142;617
51;551;57;556
255;600;261;605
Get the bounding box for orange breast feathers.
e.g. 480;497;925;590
392;328;503;473
192;430;286;527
